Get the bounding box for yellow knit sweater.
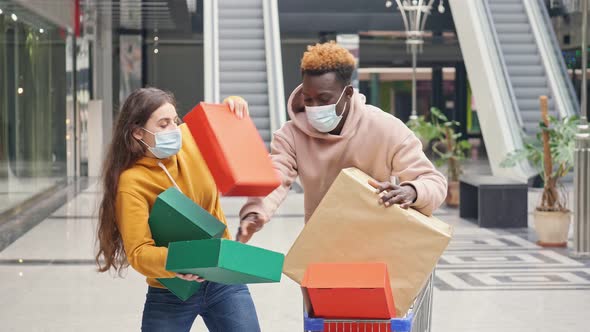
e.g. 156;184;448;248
115;124;230;288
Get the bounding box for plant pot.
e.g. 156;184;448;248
446;181;460;208
533;210;571;247
419;138;429;152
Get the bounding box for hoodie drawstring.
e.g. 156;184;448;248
157;161;183;194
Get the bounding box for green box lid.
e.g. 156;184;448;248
148;188;227;247
166;239;285;285
157;278;202;302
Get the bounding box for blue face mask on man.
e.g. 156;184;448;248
305;87;349;133
140;127;182;159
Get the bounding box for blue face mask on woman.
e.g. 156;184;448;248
140;127;182;159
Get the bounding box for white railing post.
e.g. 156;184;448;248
204;0;220;103
262;0;286;132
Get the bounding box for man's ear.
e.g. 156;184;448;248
346;85;354;98
292;89;305;113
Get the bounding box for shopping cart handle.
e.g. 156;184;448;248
391;312;414;331
303;311;326;331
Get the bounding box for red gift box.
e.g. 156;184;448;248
302;262;396;320
183;102;281;196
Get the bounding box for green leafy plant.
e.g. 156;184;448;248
429;108;471;182
407;107;471;182
501;115;579;212
406;113;440;146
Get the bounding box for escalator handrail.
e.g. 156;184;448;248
524;0;581;118
481;0;527;136
262;0;287;132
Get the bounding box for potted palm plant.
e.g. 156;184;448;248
501;97;578;247
408;108;471;207
406;113;440;152
430;108;471;207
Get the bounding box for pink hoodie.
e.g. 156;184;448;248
240;85;447;222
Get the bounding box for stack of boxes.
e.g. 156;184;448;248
148;102;284;301
148;187;227;300
147;101;451;328
285;168;453;322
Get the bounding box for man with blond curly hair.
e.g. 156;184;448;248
237;41;447;243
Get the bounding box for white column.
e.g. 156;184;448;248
93;5;113;148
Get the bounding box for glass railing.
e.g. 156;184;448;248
560;0;585;13
480;0;526;136
524;0;580;118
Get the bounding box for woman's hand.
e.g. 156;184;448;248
175;273;205;283
223;96;249;119
369;179;417;209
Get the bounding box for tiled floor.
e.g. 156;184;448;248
1;182;589;332
0;177;65;215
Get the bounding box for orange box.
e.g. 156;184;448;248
302;262;396;319
183;102;281;196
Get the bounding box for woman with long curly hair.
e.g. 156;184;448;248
95;87;260;332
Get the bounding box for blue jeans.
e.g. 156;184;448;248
141;282;261;332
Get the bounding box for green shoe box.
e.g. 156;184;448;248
148;188;227;301
148;188;227;246
166;239;285;284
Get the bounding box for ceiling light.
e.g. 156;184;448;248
186;0;197;13
385;1;393;8
11;13;17;21
438;0;446;13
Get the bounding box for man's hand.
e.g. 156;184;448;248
368;179;417;209
236;213;267;243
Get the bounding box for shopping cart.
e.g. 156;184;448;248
303;272;434;332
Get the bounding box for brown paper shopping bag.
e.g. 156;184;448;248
283;168;453;316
